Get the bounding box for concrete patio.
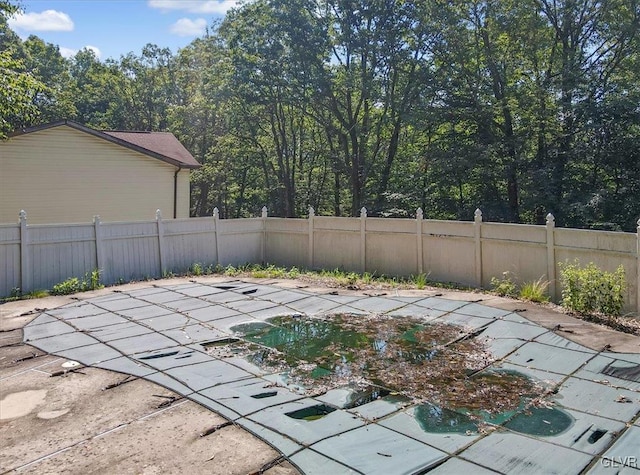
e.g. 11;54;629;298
1;276;639;474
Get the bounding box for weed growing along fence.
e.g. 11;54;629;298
1;208;639;315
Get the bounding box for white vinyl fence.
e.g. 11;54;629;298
2;208;639;316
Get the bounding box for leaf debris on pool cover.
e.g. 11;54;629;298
211;314;544;416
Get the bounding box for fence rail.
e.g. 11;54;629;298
2;208;639;316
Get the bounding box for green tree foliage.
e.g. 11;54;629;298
68;49;128;128
0;49;46;138
0;3;46;138
1;0;639;229
22;36;77;122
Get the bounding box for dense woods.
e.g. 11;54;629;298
2;0;639;230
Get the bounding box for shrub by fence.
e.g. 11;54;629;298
1;208;638;316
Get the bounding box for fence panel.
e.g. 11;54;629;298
555;228;638;312
366;218;417;276
217;218;263;266
420;220;476;286
163;217;218;272
313;217;361;271
101;221;160;284
481;223;548;288
0;225;20;295
28;224;97;291
265;218;308;268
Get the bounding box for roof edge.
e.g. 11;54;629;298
8;120;201;169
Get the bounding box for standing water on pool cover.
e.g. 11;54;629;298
222;314;566;430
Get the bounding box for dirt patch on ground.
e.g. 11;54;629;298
0;341;298;475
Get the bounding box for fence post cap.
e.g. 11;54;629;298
19;210;27;222
261;206;268;218
360;207;367;218
156;209;162;220
416;208;423;219
474;208;482;222
93;215;101;224
213;207;219;218
637;217;640;229
308;206;315;218
546;213;555;225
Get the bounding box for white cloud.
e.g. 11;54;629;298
59;47;77;59
59;45;102;60
85;46;102;59
8;10;74;32
148;0;237;14
170;18;207;36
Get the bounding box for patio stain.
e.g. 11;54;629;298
226;314;556;430
0;390;48;420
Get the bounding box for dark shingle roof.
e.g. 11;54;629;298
103;130;201;168
10;120;201;169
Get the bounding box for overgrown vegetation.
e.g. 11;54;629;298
490;272;518;298
3;259;635;335
559;261;626;317
1;287;50;302
413;273;428;290
50;269;104;296
200;263;468;292
190;262;204;276
518;277;550;303
490;273;550;303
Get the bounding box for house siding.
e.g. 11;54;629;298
0;126;191;224
176;170;190;219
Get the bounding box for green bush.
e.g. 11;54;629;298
490;272;517;297
559;261;626;316
88;269;102;290
51;270;103;296
190;262;204;276
51;277;83;295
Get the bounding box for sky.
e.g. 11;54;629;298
7;0;240;61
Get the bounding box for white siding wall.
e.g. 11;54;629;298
0;126;190;224
176;171;190;219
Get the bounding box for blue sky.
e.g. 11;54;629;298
7;0;239;61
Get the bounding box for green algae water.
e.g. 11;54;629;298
414;403;479;433
228;314;567;433
505;406;574;436
235;317;368;367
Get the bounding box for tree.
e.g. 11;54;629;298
0;49;46;138
221;0;328;216
535;0;639;224
0;2;47;137
22;35;77;122
67;48;126;128
118;44;177;130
